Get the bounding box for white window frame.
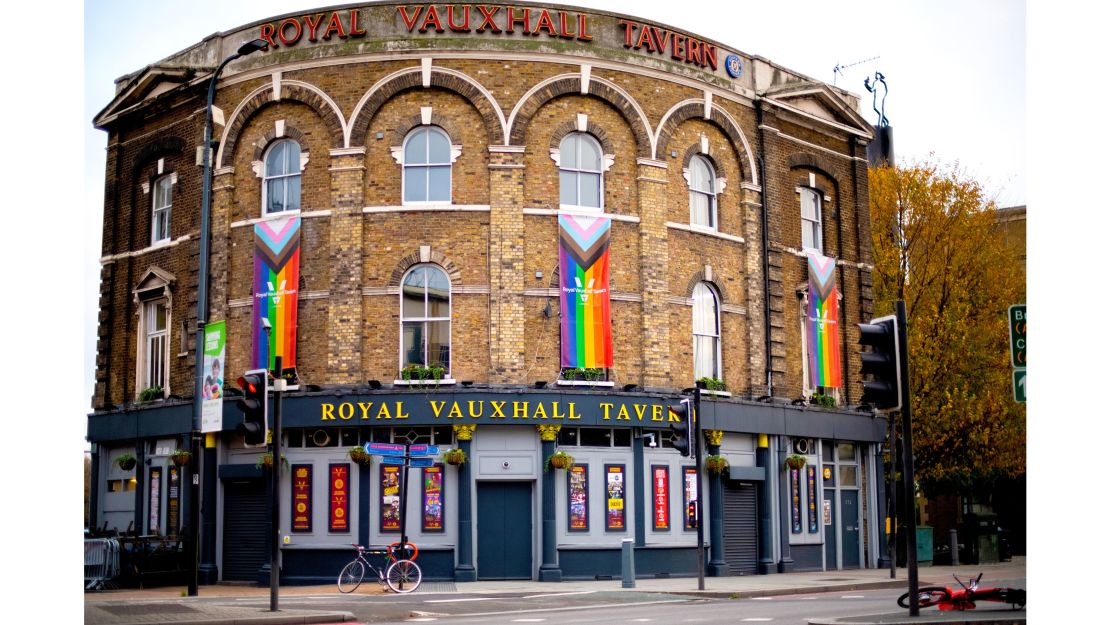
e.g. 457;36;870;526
401;126;453;205
139;298;169;398
262;138;303;215
687;155;717;230
151;174;173;244
692;282;721;381
558;132;604;211
800;186;823;252
399;264;452;376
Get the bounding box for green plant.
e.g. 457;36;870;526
401;364;446;383
697;377;727;391
116;453;137;471
138;386;164;402
348;446;372;465
785;454;807;470
443;448;467;466
810;393;837;408
562;367;605;381
545;450;575;471
704;454;730;474
170;449;192;466
256;452;288;470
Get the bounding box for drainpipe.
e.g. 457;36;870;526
756;100;773;397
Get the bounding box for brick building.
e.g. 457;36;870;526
88;1;887;584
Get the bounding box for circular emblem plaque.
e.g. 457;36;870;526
725;54;743;78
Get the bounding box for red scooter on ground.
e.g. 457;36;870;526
897;573;1026;611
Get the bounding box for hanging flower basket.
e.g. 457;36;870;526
348;447;373;466
785;454;807;470
116;454;137;471
704;454;730;474
545;450;575;471
443;448;467;466
170;449;192;466
257;452;287;470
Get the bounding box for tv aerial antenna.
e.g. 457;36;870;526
832;56;879;86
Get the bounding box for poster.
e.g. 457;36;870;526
167;466;179;536
252;216;300;373
558;214;613;368
329;464;349;533
807;466;818;533
683;467;698;530
652;465;669;530
605;464;625;531
568;465;589;531
292;464;312;532
148;467;162;533
200;320;226;433
790;468;802;534
806;250;842;388
381;465;401;532
823;499;833;526
422;465;444;532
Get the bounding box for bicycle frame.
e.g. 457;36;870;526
899;573;1025;611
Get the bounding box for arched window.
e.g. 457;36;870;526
692;282;721;381
403;127;452;203
559;132;603;210
263;139;302;214
151;175;173;243
800;187;822;252
400;264;451;374
688;156;717;229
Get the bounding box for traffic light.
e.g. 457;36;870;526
858;315;901;411
235;369;269;447
686;500;699;529
668;398;693;457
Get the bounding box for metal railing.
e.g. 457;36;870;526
85;538;121;591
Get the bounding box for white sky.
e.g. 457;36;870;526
9;0;1102;616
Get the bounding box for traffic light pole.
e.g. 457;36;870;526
694;381;705;591
270;356;283;612
895;301;919;616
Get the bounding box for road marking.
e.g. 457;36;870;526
751;597;773;600
630;620;653;622
458;599;688;618
841;595;865;599
510;620;546;623
521;591;597;599
423;597;496;604
406;619;438;622
742;619;773;622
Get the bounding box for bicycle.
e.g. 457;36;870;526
337;543;422;594
897;573;1026;611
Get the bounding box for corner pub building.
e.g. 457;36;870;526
88;1;887;584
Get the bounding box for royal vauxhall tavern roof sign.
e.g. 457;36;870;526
238;2;747;87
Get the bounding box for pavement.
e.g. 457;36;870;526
83;556;1026;625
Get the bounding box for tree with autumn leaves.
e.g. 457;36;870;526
868;161;1024;497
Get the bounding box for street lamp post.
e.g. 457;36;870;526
189;38;268;597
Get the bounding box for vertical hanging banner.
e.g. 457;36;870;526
422;465;444;532
790;468;802;534
806;251;842;388
558;215;613;369
292;464;313;533
253;216;301;373
201;321;226;433
329;464;349;533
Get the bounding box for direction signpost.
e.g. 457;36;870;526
1009;305;1026;403
362;440;441;575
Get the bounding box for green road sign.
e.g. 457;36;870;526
1013;369;1026;403
1008;305;1026;368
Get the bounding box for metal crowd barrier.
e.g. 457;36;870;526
85;537;120;591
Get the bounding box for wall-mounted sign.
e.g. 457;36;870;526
807;466;818;533
683;467;698;531
652;465;669;530
823;499;832;525
200;321;226;433
790;468;802;534
329;464;349;532
381;465;401;532
422;465;444;531
567;465;589;531
725;54;742;78
605;464;625;531
292;464;313;532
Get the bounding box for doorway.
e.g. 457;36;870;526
476;481;533;579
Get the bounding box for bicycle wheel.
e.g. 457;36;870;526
337;560;365;593
897;587;948;608
385;558;422;593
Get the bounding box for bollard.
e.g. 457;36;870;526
621;538;636;588
949;529;959;566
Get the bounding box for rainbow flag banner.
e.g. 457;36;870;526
559;214;613;369
253;216;301;372
806;250;841;388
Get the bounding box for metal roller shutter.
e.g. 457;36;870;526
722;480;759;575
222;479;268;581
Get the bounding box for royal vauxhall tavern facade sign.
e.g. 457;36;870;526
88;1;883;587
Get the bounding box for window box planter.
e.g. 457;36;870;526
809;393;838;408
697;377;728;392
138;386;164;402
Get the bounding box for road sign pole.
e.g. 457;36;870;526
398;442;410;589
896;301;919;616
